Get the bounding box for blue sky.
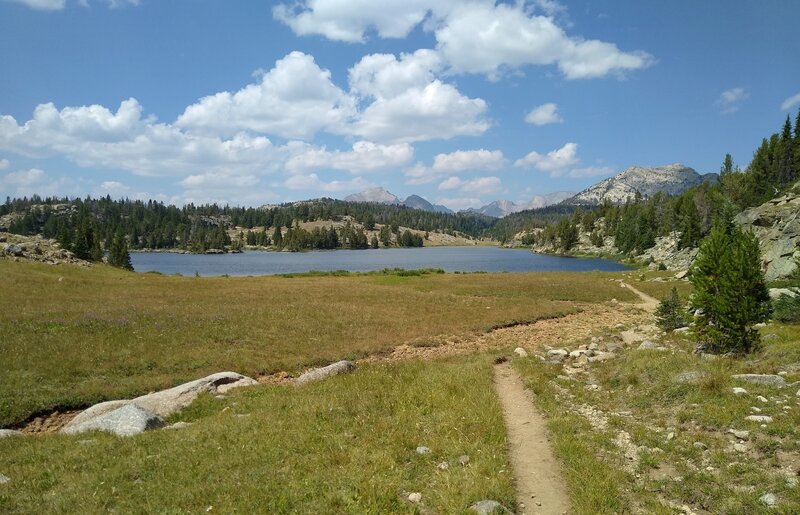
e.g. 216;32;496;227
1;0;799;210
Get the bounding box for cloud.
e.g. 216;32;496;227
6;0;65;10
347;80;488;143
349;50;442;100
285;141;413;174
460;175;501;194
99;180;129;194
438;176;463;190
0;158;9;170
405;148;504;185
1;167;82;198
177;52;355;140
515;142;579;174
284;173;373;193
525;102;563;125
272;0;460;43
781;91;800;111
565;165;614;178
716;87;747;114
275;1;652;80
436;3;653;80
180;172;260;189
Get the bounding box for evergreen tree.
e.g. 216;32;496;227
655;287;688;332
690;223;770;353
272;226;283;248
109;232;133;270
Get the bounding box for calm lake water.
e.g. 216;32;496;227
130;247;630;276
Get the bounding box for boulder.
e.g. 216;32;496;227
620;330;646;345
469;500;508;514
674;371;705;384
63;372;258;433
0;429;23;438
62;404;165;437
731;374;786;388
546;349;569;362
769;288;798;300
0;473;9;484
745;415;773;423
513;347;528;358
637;340;660;350
295;360;356;385
588;352;615;363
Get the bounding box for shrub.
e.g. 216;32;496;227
773;294;800;323
655;287;688;331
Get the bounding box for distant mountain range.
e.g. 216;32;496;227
563;163;717;206
341;164;717;217
343;187;573;217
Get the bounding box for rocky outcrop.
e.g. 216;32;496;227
735;191;800;281
0;232;90;267
565;164;716;206
61;372;257;436
62;404;165;437
295;360;356;385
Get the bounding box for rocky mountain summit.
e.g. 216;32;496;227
343;187;401;204
565;164;717;206
401;194;452;213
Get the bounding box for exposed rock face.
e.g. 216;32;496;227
565;164;716;206
731;374;787;388
295;360;356;385
0;429;23;438
466;200;520;218
61;372;258;435
735;191;800;281
62;404;165;437
344;187;400;204
402;195;452;213
467;192;576;218
639;232;699;272
0;232;90;267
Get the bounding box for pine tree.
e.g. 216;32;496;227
109;232;133;270
655;287;688;332
690;223;770;353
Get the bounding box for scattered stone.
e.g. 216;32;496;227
458;455;470;466
407;492;422;503
585;384;601;391
295;361;356;386
674;371;705;384
745;415;773;423
588;352;615;363
416;446;431;455
693;442;708;450
621;330;646;345
674;327;690;334
666;432;675;441
569;349;587;358
0;473;9;485
728;429;750;440
62;404;165;437
732;374;787;388
637;340;660;350
757;395;769;403
769;288;798;300
732;387;749;395
165;421;193;430
513;347;528;358
546;349;569;362
588;342;599;351
750;406;762;413
759;492;777;507
0;429;23;438
733;443;748;453
437;462;449;471
469;499;508;514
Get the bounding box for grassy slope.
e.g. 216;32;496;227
0;357;516;513
515;317;800;514
0;260;634;427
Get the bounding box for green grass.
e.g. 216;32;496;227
0;260;635;427
0;357;515;513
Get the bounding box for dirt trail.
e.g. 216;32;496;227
619;282;659;312
494;362;570;515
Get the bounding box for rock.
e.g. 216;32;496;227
469;500;508;514
770;288;799;300
675;270;689;279
756;395;769;403
759;492;778;507
637;340;660;350
751;406;762;413
569;349;587;358
0;473;9;484
735;194;800;281
437;461;449;470
732;374;787;388
732;387;748;395
513;347;528;358
416;446;431;455
588;352;615;363
458;455;470;466
674;327;690;334
295;360;356;385
745;415;773;423
693;442;708;450
666;432;675;441
0;429;23;438
546;349;569;362
5;244;23;256
729;429;750;440
63;372;258;432
62;404;165;437
407;492;422;503
165;421;193;430
621;330;646;345
588;342;599;351
674;371;705;384
733;443;748;453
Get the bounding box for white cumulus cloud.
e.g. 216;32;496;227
515;142;579;174
286;141;413;174
438;176;463;190
177;52;355;140
349;50;442;100
7;0;65;10
0;158;9;170
284;173;373;193
405;148;503;185
525;103;563;125
781;91;800;111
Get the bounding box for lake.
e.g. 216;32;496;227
130;247;630;276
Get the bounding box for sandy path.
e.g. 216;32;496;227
619;282;659;312
494;362;569;514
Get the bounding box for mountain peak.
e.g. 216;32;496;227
344;187;400;204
